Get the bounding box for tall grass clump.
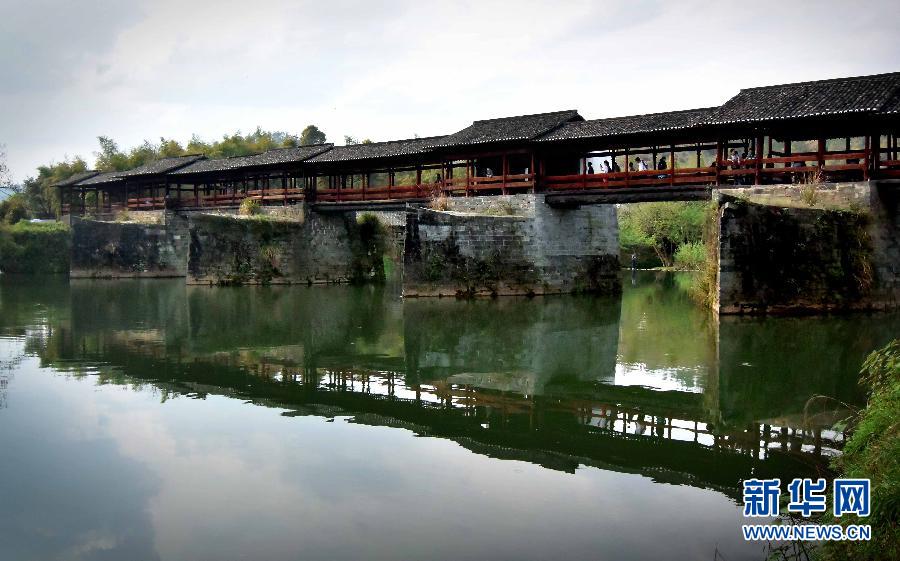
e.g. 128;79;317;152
239;197;262;216
819;339;899;561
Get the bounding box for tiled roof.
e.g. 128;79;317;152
537;107;715;142
306;137;444;163
431;110;583;148
74;171;124;186
879;89;900;115
708;72;900;124
116;154;206;177
170;144;333;175
53;171;100;187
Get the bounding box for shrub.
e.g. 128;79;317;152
239;197;261;216
673;241;705;270
0;221;71;273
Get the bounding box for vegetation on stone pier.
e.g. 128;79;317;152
818;339;899;561
0;221;71;274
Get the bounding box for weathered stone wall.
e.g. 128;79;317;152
70;212;189;278
715;181;900;314
187;209;360;285
403;194;620;297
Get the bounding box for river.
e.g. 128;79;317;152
0;272;896;561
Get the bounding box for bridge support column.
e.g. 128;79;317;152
715;181;900;314
402;194;620;297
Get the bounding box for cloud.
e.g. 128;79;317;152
0;0;897;181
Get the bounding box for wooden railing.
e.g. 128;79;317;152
316;183;432;202
544;151;870;191
59;146;897;215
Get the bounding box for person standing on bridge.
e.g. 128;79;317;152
635;157;648;171
586;162;595;174
612;159;621;173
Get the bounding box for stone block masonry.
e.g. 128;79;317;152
403;194;620;297
187;209;361;285
715;181;900;314
70;212;189;278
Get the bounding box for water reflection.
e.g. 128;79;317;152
0;273;896;560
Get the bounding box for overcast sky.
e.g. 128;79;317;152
1;0;898;181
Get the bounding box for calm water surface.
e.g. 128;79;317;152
0;273;896;561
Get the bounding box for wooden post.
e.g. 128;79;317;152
530;151;536;193
714;141;721;186
863;135;871;180
501;153;508;195
669;144;675;187
581;156;586;190
695;143;701;168
817;137;825;170
871;131;880;179
755;135;764;185
624;147;630;187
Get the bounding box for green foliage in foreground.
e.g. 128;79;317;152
618;202;706;267
820;339;900;561
0;221;71;274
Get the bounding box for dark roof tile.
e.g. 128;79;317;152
431;110;582;148
171;144;333;175
708;72;900;124
53;171;100;187
74;171;124;186
537;107;715;142
306;137;443;163
116;154;206;177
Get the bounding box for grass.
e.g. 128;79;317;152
428;194;450;211
818;339;900;561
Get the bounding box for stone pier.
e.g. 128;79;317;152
402;194;620;297
715;181;900;314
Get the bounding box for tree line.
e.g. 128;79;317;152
0;125;329;222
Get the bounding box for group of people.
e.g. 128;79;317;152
585;160;622;174
585;156;670;175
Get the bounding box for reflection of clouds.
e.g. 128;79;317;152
614;361;707;393
0;357;161;561
85;376;760;561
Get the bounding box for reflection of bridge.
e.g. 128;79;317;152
41;331;845;501
5;277;885;500
58;72;900;213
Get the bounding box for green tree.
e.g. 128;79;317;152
22;157;89;218
0;193;29;224
618;202;705;267
299;125;326;146
94;136;130;171
0;144;17;197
